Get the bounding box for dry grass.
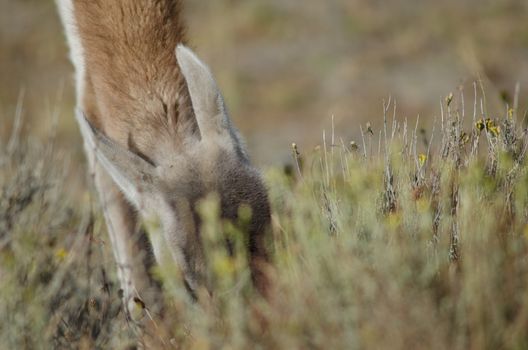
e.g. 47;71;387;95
1;84;528;349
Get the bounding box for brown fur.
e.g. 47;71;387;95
74;1;196;163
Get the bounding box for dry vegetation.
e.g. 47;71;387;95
1;85;528;348
2;0;528;348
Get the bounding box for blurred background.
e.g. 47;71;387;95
1;0;527;165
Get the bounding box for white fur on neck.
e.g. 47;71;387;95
56;0;86;101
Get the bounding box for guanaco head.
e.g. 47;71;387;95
76;45;270;293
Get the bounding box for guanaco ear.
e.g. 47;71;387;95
176;45;231;141
75;110;158;207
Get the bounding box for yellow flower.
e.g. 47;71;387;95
488;125;500;137
475;119;485;132
485;118;495;130
485;119;500;137
55;248;68;262
476;118;500;137
213;256;236;277
418;154;427;167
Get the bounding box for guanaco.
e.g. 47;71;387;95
57;0;271;319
